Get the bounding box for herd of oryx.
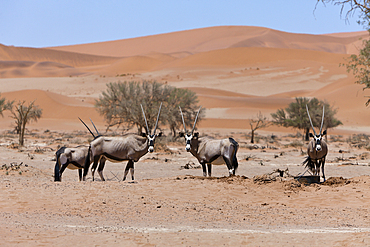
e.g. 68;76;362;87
54;104;328;182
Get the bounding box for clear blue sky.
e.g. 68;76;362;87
0;0;365;48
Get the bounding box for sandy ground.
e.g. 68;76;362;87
1;130;370;246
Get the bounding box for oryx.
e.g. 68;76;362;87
54;145;91;182
82;103;162;181
179;106;239;177
303;104;328;181
54;118;98;182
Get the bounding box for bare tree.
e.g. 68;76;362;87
249;111;270;143
8;100;43;146
315;1;370;27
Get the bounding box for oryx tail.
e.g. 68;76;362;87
54;147;67;182
229;137;239;172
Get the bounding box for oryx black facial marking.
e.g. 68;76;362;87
82;103;162;181
303;105;328;182
179;106;239;177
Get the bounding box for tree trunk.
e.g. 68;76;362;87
305;127;310;141
251;130;255;144
19;121;26;146
171;126;176;137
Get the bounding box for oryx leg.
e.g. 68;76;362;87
321;158;326;182
91;155;101;181
201;162;207;177
78;169;83;181
207;164;212;177
58;162;70;182
123;160;134;181
223;145;235;176
97;156;106;181
222;156;234;176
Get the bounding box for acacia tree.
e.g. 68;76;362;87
249;111;270;143
271;97;342;141
8;100;43;146
95;80;204;136
161;87;205;137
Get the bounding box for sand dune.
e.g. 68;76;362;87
159;47;348;69
0;90;104;131
0;44;119;67
96;56;165;76
0;25;370;134
48;26;367;57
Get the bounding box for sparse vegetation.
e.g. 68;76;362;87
7;100;43;146
271;97;342;141
95;80;204;136
249;111;270;143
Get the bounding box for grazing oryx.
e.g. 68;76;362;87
83;103;162;181
303;105;328;181
54;119;99;182
54;145;90;182
179;106;239;177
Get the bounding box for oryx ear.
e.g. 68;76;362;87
141;132;146;137
322;130;327;136
194;132;199;138
157;132;163;137
309;133;314;137
179;132;185;137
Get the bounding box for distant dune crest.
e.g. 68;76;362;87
0;26;368;78
0;25;369;133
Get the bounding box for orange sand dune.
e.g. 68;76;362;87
0;61;86;78
162;47;348;69
48;26;367;57
0;90;104;131
0;44;119;67
1;26;370;134
96;56;165;76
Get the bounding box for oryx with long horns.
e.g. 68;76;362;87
179;106;239;177
82;103;162;181
303;104;328;181
54;118;98;182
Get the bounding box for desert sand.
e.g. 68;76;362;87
1;26;370;246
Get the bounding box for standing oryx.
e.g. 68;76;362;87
82;103;162;181
179;106;239;177
54;145;91;182
303;104;328;181
54;118;99;182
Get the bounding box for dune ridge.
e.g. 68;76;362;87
48;26;367;57
0;25;369;133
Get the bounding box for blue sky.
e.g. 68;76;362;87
0;0;366;48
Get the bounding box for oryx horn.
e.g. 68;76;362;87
78;117;95;138
319;105;325;134
90;118;100;136
191;106;202;134
140;104;150;135
306;105;317;136
153;102;162;134
179;106;187;133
